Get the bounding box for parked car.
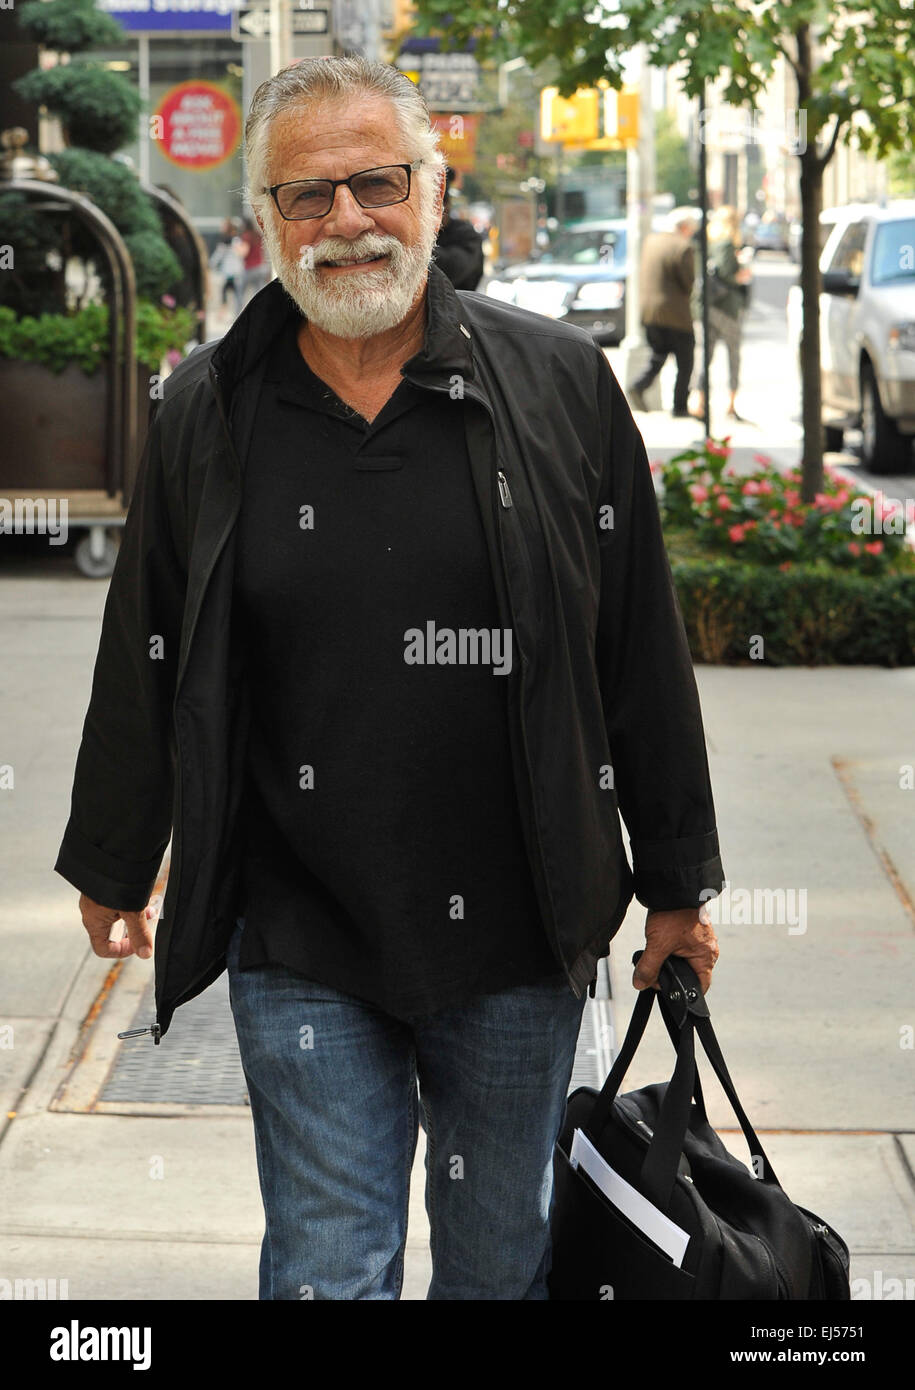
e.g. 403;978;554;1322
786;201;915;471
484;220;627;344
752;212;791;255
787;209;839;265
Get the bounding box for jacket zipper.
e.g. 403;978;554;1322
492;462;571;988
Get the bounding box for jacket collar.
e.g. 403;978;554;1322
210;258;476;398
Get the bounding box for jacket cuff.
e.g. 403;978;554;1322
53;820;163;912
630;832;725;911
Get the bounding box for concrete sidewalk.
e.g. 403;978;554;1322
1;567;914;1300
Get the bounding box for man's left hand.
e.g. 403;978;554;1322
632;907;720;995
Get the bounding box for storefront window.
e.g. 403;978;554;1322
74;38;244;237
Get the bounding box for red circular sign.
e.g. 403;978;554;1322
155;81;241;172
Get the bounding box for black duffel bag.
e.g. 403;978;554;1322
549;953;850;1300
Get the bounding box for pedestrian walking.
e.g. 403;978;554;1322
238;216;270;305
54;56;723;1302
627;207;701;418
690;205;753;423
210;217;245;316
432;166;484;290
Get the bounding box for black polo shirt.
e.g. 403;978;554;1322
231;312;561;1019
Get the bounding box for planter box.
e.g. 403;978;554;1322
0;359;152;499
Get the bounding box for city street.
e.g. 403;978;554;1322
607;252;915;501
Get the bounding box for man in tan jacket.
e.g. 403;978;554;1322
628;208;700;418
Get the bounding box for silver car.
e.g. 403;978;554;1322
788;202;915;472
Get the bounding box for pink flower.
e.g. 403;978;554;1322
847;542;861;557
649;461;662;475
754;453;773;465
161;294;177;308
756;479;774;496
166;348;182;366
689;484;709;503
741;480;760;496
724;465;737;476
716;494;733;510
785;489;801;508
728;523;747;543
876;498;898;522
864;540;884;556
814;493;831;509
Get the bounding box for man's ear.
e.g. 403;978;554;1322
253;207;265;236
435;166;447;228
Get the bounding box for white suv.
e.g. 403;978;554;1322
787;202;915;472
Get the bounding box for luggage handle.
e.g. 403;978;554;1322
582;952;782;1211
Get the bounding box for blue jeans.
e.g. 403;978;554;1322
226;917;587;1299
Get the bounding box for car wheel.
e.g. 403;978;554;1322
823;423;844;453
860;363;912;474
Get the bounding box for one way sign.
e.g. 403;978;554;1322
235;6;271;39
234;4;329;39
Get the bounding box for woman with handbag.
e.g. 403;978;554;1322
690;205;753;423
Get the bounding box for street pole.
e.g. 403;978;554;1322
698;80;711;440
270;0;291;74
618;44;657;401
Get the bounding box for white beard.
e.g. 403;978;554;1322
260;197;439;340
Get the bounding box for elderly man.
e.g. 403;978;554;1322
55;57;723;1301
628;207;701;418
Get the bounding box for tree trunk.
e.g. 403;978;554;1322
795;22;825;503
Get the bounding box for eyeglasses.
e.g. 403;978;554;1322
266;161;424;221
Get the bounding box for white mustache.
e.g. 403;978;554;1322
310;236;401;267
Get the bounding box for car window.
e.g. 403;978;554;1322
871;219;915;285
540;229;626;264
827;221;867;276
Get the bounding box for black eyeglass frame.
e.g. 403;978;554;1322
266;161;425;221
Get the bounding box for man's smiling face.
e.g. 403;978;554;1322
256;94;444;340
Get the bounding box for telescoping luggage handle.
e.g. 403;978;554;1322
582;951;783;1211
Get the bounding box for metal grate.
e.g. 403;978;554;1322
100;956;615;1107
101;971;250;1107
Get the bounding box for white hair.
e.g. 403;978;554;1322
666;205;700;234
244;55;445;217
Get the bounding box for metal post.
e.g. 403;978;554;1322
618;44;657;402
138;35;150;185
698;81;711;440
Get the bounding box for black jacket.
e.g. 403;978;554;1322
54;262;725;1040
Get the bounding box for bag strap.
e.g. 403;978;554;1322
582;954;783;1210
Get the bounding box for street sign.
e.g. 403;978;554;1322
233;3;329;41
394;49;481;112
235;6;270;39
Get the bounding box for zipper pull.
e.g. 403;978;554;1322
118;1023;161;1045
497;470;513;508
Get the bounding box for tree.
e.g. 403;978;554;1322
412;0;915;501
5;0;181;315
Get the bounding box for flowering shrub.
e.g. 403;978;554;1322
654;438;911;573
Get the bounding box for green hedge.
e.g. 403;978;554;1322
669;556;915;665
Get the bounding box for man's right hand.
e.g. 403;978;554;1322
78;894;160;960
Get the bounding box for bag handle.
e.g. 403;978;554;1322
582;953;783;1210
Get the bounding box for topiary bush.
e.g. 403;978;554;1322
15;65;143;156
5;0;190;367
